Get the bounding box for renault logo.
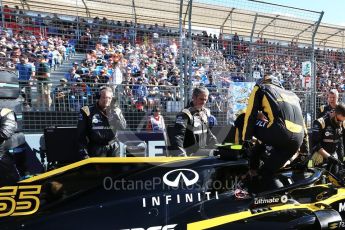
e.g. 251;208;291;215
163;169;199;187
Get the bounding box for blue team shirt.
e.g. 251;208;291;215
16;63;34;80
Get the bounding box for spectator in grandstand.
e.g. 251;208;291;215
0;54;12;70
317;89;339;118
94;43;105;57
73;62;84;75
86;50;97;63
212;34;218;50
192;73;203;86
16;54;35;107
48;45;62;70
205;76;217;94
97;69;110;84
77;86;126;158
53;78;70;111
161;90;175;111
242;75;309;192
35;13;44;26
110;54;123;91
11;45;21;62
3;5;13;22
146;106;166;133
208;114;218;128
170;87;218;156
169;69;180;86
146;85;160;106
205;76;218;102
99;31;109;47
132;77;148;106
124;100;147;131
70;78;89;111
65;67;81;82
120;84;133;109
311;103;345;175
35;54;52;110
0;107;20;186
169;39;178;57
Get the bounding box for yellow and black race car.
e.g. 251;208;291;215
0;155;345;230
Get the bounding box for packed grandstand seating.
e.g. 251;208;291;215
1;4;345;130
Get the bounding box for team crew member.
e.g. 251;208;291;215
311;103;345;174
171;87;218;156
317;89;339;118
229;110;246;145
242;75;309;190
229;110;267;145
0;108;20;186
77;86;126;158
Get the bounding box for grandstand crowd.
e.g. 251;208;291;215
1;5;345;114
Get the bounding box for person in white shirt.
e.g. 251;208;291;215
169;39;178;57
99;32;109;47
110;57;123;91
146;107;169;147
146;107;166;133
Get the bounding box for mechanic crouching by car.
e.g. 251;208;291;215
77;86;126;158
0;108;20;186
311;103;345;175
170;87;218;156
242;74;309;192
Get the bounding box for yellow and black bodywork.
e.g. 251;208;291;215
0;156;345;230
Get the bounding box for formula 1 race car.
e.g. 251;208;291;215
0;153;345;230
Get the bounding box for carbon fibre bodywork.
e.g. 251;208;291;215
0;157;345;230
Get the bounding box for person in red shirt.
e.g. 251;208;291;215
3;5;13;22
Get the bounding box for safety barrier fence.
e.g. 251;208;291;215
15;80;339;132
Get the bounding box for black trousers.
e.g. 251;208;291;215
0;153;20;187
19;82;32;106
88;143;118;157
250;120;303;192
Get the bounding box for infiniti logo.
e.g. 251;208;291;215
163;169;199;188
